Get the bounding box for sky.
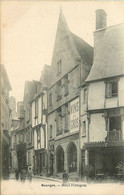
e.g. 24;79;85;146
1;1;124;101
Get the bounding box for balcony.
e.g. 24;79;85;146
107;130;122;142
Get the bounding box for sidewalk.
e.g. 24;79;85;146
32;174;62;183
9;172;62;182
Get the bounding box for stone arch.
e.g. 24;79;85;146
67;142;77;173
56;145;64;173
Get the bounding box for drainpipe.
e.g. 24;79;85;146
79;58;82;181
46;88;49;175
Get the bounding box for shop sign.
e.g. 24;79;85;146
70;98;79;133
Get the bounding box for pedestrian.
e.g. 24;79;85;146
63;170;69;183
9;166;11;179
20;168;27;183
15;169;19;180
27;165;33;182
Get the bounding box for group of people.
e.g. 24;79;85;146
15;166;33;182
15;168;69;183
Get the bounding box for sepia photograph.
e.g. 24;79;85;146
1;0;124;194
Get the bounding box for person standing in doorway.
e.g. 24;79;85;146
15;169;19;180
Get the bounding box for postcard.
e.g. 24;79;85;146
1;1;124;195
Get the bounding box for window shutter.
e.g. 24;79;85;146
106;83;112;97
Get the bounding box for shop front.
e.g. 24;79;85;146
83;142;124;181
16;143;27;172
34;149;47;175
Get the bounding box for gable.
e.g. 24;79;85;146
51;12;80;84
23;81;37;109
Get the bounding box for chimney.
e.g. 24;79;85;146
96;9;107;30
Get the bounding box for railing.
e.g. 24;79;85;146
107;130;121;141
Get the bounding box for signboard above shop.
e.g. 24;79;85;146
70;97;79;133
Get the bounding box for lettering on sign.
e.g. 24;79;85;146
70;98;79;133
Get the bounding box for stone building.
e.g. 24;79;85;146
17;101;23;116
31;65;51;175
1;64;12;179
10;101;27;172
10;119;20;171
23;80;38;170
47;10;93;179
9;96;18;119
81;10;124;179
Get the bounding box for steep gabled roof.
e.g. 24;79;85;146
51;9;80;66
1;64;12;91
40;64;52;87
86;23;124;82
71;33;93;66
23;80;40;107
50;10;93;85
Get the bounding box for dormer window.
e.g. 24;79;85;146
57;60;62;75
106;80;118;98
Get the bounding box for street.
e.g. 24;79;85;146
1;176;124;195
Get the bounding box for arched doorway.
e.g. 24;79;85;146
68;142;77;172
56;146;64;173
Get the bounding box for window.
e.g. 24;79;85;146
27;108;30;122
63;74;69;96
106;80;118;98
56;108;62;136
57;60;62;74
82;121;86;136
35;99;38;118
83;88;87;103
37;128;40;149
109;116;121;131
108;116;121;141
56;80;62;101
19;133;24;143
49;93;52;107
50;125;52;139
17;134;19;144
64;104;69;133
27;131;32;144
